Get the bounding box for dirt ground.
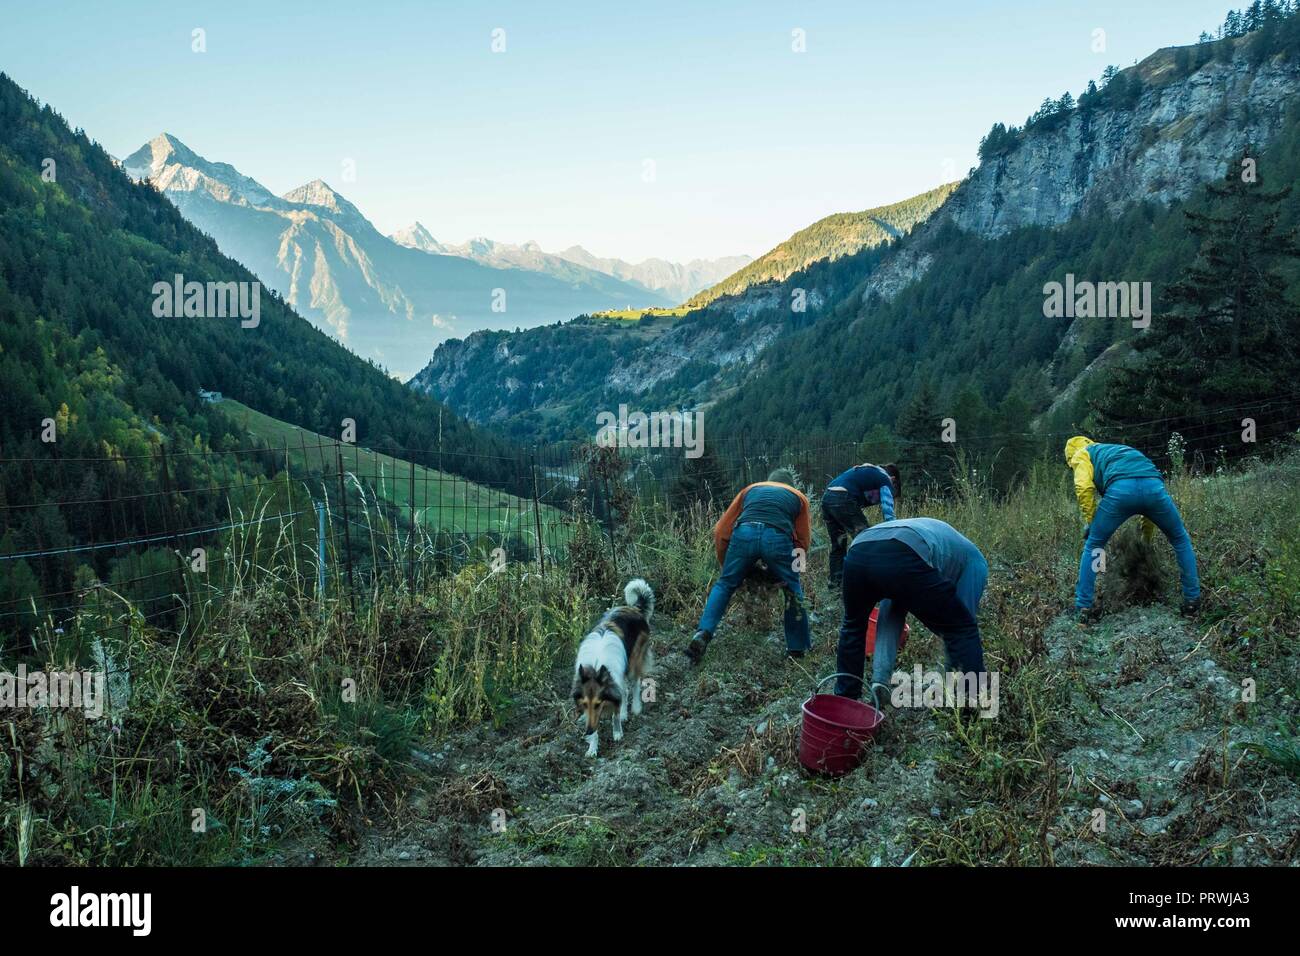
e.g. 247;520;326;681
352;587;1300;867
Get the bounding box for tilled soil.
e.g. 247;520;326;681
355;595;1299;866
1043;607;1300;865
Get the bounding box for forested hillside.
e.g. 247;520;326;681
685;182;958;308
409;186;955;442
413;10;1300;477
0;72;524;632
708;16;1300;487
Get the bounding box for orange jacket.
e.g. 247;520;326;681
713;481;812;566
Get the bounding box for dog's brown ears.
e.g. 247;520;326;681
597;665;610;680
578;664;592;680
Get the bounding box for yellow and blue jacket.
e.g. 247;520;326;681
1064;437;1162;538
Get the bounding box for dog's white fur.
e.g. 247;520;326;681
575;631;628;757
574;579;654;757
623;578;654;623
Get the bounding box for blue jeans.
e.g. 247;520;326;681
1076;477;1200;609
698;523;811;652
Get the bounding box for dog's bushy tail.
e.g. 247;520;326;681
624;578;654;620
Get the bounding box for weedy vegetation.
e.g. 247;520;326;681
3;443;1298;866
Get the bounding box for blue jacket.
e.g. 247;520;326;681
1064;437;1162;523
828;465;896;520
850;518;987;619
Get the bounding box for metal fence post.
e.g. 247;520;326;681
531;448;545;575
156;444;187;616
316;499;327;612
408;457;416;593
604;446;619;574
336;445;356;614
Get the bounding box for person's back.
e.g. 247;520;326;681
1079;442;1162;493
853;517;987;615
737;483;802;538
854;516;979;561
1063;436;1200;620
828;464;894;506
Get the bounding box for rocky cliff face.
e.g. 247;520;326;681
864;43;1300;302
407;260;842;435
412;35;1300;440
409;333;532;422
602;287;807;396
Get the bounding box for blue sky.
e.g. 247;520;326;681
1;0;1232;262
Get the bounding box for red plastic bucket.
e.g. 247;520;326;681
866;606;911;655
799;674;884;776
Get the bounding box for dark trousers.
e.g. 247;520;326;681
835;539;985;698
822;490;868;587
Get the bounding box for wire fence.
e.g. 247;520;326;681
2;391;1298;647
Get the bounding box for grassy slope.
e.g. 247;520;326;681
685;182;959;309
586;183;959;318
586;306;692;323
359;450;1300;866
8;445;1296;866
218;398;565;542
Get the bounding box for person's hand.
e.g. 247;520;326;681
1082;523;1091;542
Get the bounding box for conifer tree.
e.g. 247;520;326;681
896;380;950;492
1098;153;1300;454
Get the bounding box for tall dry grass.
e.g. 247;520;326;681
4;442;1297;866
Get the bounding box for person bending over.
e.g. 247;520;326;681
686;468;812;664
1065;436;1200;624
822;462;900;588
835;517;987;708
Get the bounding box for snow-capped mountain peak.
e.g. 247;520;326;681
281;179;364;220
121;132;276;207
390;222;446;253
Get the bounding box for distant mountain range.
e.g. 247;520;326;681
0;69;527;526
390;223;749;303
550;245;752;304
121;134;743;377
408;184;956;440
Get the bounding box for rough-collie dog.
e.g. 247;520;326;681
572;578;654;757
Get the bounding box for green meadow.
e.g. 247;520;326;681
219;399;571;546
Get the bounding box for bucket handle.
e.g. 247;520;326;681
811;671;883;712
811;672;864;698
